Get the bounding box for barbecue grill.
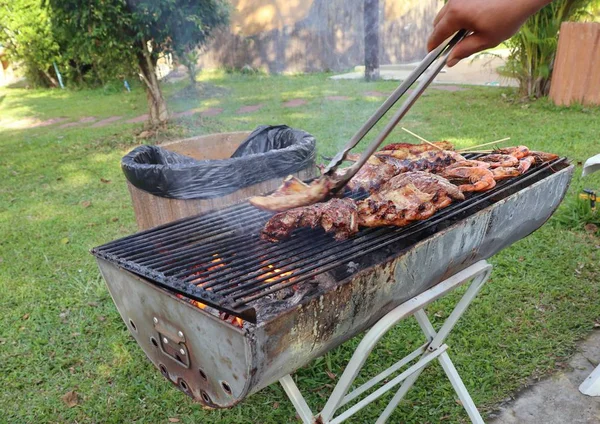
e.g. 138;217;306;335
92;155;573;422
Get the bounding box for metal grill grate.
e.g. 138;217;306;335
92;157;567;322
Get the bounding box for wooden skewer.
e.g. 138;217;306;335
401;127;444;151
458;137;511;152
462;150;493;154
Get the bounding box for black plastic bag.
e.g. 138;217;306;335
121;125;316;200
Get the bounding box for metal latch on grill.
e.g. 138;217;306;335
152;316;190;368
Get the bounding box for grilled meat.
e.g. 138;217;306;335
347;161;398;193
249;175;334;212
380;171;464;209
262;178;442;240
320;156;398;194
259;144;560;241
347;150;466;186
355;150;465;191
261;198;358;242
380;141;454;152
404;150;466;173
444;160;490;170
252;150;465;212
358;183;436;227
374;150;419;161
320;198;360;239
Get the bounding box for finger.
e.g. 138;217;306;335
427;14;457;52
446;33;491;67
433;2;449;26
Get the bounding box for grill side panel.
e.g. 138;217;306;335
97;259;255;407
249;165;574;394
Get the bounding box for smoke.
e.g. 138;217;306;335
141;0;441;211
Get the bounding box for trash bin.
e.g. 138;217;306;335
122;126;318;230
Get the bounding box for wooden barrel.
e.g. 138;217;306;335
550;22;600;106
127;131;317;230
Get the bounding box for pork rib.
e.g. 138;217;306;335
379;171;464;209
261;172;464;241
249;175;334;212
357;183;436;227
261;198;359;242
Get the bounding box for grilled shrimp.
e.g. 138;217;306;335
479;154;519;168
440;167;496;192
444;160;490;171
517;156;536;174
497;146;530;159
491;166;521;180
530;151;559;165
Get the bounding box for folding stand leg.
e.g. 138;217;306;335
279;260;492;424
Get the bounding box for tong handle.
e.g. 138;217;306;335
331;30;469;190
324;29;469;177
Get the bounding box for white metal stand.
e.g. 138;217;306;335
279;260;493;424
579;365;600;396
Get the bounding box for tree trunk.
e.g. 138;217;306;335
188;63;197;88
137;39;168;126
41;69;59;88
183;57;198;89
364;0;380;81
181;48;200;90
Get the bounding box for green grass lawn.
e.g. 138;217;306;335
1;72;600;424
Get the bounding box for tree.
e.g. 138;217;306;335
364;0;380;81
167;1;229;91
48;0;230;126
0;0;61;87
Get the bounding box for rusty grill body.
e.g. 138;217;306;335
93;158;573;408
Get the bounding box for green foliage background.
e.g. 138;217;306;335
0;0;229;88
0;0;62;86
502;0;600;98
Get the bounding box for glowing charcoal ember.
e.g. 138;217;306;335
263;264;293;283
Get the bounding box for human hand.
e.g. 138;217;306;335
428;0;552;67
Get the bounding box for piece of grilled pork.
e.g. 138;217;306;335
261;198;359;242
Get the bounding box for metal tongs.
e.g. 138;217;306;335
324;29;469;192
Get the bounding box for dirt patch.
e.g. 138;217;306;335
236;104;263;114
170;83;230;100
35;117;70;128
172;110;199;119
325;95;351;101
2;117;71;130
59;122;81;129
126;114;149;124
91;116;123;128
283;99;307;108
199;108;223;117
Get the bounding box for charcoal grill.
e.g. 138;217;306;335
92;157;573;422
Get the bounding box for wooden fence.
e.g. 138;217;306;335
550;22;600;106
198;0;440;73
